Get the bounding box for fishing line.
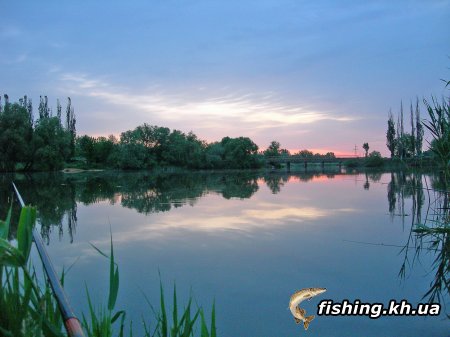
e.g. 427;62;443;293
342;239;439;251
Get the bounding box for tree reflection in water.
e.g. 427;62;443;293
0;171;263;240
387;171;449;317
1;170;447;316
0;172;78;244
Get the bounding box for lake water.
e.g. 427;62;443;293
2;170;449;336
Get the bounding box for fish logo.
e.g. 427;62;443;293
289;287;326;330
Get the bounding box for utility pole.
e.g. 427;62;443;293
353;145;358;157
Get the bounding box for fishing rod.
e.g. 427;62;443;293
12;182;85;337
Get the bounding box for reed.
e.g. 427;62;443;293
0;204;64;337
409;81;450;315
141;282;216;337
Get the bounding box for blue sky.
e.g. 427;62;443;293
1;0;449;155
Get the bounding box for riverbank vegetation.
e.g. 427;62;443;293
0;95;76;172
0;94;266;171
77;126;262;170
398;80;449;316
2;94;351;172
386;98;424;159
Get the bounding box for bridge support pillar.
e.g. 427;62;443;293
286;162;291;172
321;161;325;169
304;161;307;169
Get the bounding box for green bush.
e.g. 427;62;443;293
365;151;384;167
345;160;360;168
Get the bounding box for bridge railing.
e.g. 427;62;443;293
264;154;360;162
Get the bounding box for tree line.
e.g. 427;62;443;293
386;98;424;159
76;125;263;170
0;94;76;171
385;80;449;174
2;94;382;172
77;133;342;170
262;140;337;159
1;95;265;171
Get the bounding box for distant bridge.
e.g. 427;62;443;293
264;155;362;170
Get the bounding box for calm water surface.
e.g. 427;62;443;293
2;170;448;336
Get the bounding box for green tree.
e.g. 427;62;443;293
116;143;152;169
365;151;384;167
117;127;157;169
280;148;290;156
263;141;281;157
0;97;33;171
94;136;116;165
38;95;50;119
362;142;370;157
32;117;71;171
184;131;205;168
395;134;415;158
0;95;78;171
415;98;424;156
296;149;314;158
135;124;170;161
77;135;96;164
160;129;206;168
205;142;225;169
65;97;76;159
397;101;405;159
410;101;416;156
221;137;260;169
386;110;396;158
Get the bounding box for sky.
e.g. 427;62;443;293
1;0;449;156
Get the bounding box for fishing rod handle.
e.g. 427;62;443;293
65;318;85;337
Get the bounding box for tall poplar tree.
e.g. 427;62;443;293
415;97;423;156
56;98;62;122
65;97;76;158
38;95;50;119
410;101;416;157
386;110;396;158
400;101;404;158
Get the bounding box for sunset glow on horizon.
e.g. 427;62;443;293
2;1;449;156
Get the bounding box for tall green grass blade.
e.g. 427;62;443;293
17;206;36;262
159;280;168;337
176;297;191;331
142;291;160;337
0;203;12;239
172;284;178;337
183;307;200;337
89;242;109;259
40;317;65;337
111;310;125;324
21;273;33;322
210;301;216;337
117;311;126;337
108;232;119;311
200;309;209;337
180;304;191;337
0;238;25;266
142;319;150;337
